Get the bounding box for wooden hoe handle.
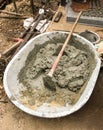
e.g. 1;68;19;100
48;11;82;77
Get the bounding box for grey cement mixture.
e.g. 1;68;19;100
18;36;96;108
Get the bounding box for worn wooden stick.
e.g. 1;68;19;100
30;0;35;15
1;40;23;57
48;11;82;77
0;15;28;19
0;10;23;16
12;0;18;13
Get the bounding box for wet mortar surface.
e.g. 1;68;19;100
18;36;96;108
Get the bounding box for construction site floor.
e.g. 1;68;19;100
0;6;103;130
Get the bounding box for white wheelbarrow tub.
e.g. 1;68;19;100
3;31;101;118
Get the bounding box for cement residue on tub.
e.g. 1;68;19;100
18;36;96;108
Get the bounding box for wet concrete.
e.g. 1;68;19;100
18;36;96;108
